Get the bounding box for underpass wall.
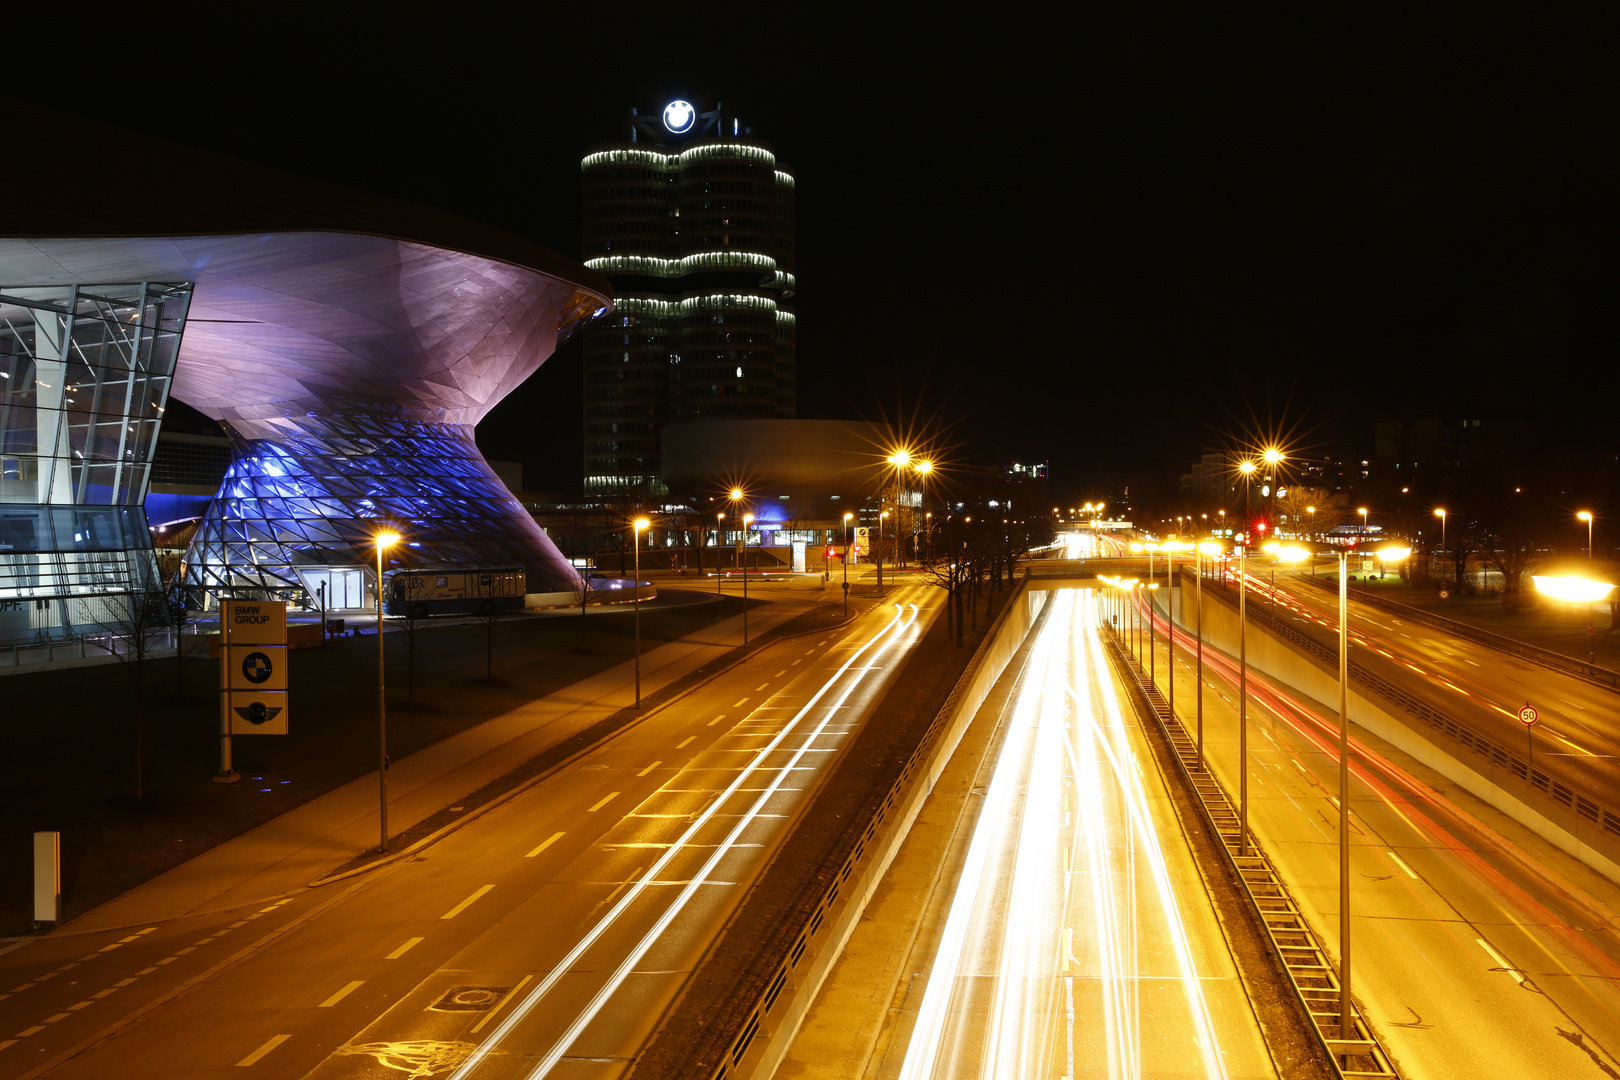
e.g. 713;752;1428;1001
1175;572;1620;895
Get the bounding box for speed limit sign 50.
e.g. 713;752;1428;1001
1518;705;1539;726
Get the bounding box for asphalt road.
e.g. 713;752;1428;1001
891;588;1272;1080
0;586;939;1080
1132;588;1620;1080
1248;568;1620;803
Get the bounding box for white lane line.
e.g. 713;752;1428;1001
732;698;748;708
1475;937;1524;983
236;1034;291;1067
708;715;725;726
637;761;663;777
791;659;802;665
441;886;495;920
446;604;916;1080
676;736;695;749
385;937;424;959
318;981;364;1007
754;683;769;691
774;670;787;677
588;792;620;813
525;832;565;858
1387;852;1419;879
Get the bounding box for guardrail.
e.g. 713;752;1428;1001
1294;572;1620;691
1100;617;1398;1078
0;627;178;672
1196;570;1620;842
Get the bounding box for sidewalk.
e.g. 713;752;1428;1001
52;592;827;937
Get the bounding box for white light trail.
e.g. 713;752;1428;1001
897;590;1229;1079
448;603;920;1079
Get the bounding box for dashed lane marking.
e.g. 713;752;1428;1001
587;792;620;813
441;885;495;920
1476;938;1524;983
525;833;565;859
385;937;424;959
676;736;695;749
637;761;662;776
754;683;769;691
708;715;725;726
1387;852;1419;879
318;981;364;1007
731;698;748;708
236;1034;291;1067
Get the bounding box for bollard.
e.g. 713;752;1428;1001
34;831;60;927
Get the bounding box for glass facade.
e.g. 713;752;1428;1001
0;282;192;643
183;416;575;603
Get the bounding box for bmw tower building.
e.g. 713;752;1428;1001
581;100;796;496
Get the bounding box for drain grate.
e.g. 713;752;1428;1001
429;986;511;1012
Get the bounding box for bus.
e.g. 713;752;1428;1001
382;566;526;618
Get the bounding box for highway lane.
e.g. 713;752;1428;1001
895;588;1271;1080
1131;589;1620;1079
0;587;938;1080
1245;567;1620;797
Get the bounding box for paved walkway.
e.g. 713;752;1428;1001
52;590;830;937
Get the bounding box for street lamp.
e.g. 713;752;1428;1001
1579;510;1594;559
742;513;755;645
1159;540;1185;721
715;512;725;595
633;518;649;706
373;529;401;852
879;510;889;590
1195;540;1223;769
1532;571;1616;665
1433;508;1448;611
1238;459;1256;521
842;511;854;614
1374;541;1411;582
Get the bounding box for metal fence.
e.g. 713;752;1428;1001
0;627;178;672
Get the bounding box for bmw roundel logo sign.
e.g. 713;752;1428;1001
242;651;274;684
663;100;696;134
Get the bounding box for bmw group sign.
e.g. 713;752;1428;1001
662;100;696;134
219;600;290;772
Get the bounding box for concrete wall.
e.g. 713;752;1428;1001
1176;570;1620;892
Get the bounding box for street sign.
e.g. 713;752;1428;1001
1439;590;1450;599
1587;625;1596;636
224;690;289;735
226;645;287;691
222;600;286;645
1518;705;1539;726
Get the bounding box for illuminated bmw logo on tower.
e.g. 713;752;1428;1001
663;100;696;134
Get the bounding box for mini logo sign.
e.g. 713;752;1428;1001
663;100;695;133
1518;704;1539;726
235;701;283;726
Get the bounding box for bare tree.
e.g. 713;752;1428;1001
80;579;172;800
468;568;520;679
384;574;434;706
572;571;606;651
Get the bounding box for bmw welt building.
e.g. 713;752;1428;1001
0;100;609;644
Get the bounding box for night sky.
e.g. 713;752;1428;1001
13;10;1617;509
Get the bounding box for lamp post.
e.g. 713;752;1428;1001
879;510;888;591
374;530;401;852
1237;529;1250;857
742;513;754;645
715;512;725;595
633;518;649;706
1434;508;1448;612
1196;541;1223;770
1160;540;1184;721
1334;544;1352;1044
1579;510;1594;559
842;511;853;615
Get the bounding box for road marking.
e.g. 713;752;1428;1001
637;761;663;776
732;698;748;708
15;1027;43;1038
236;1033;291;1066
806;648;817;654
1475;938;1523;983
441;885;495;920
1387;852;1419;879
114;978;138;987
385;937;424;959
525;832;565;858
588;792;620;813
774;670;786;677
9;984;32;992
0;1040;15;1052
676;736;695;749
90;988;117;998
754;683;769;691
318;980;364;1007
602;868;645;906
791;659;802;665
68;1000;92;1010
135;967;157;976
470;974;535;1033
43;1013;69;1023
708;715;725;726
156;957;177;965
